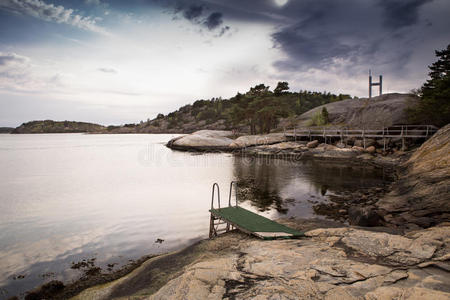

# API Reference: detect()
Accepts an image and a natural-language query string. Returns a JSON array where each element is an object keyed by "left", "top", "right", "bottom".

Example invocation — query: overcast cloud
[{"left": 0, "top": 0, "right": 449, "bottom": 127}]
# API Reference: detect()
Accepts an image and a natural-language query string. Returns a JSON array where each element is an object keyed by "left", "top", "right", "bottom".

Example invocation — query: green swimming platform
[{"left": 209, "top": 182, "right": 304, "bottom": 240}]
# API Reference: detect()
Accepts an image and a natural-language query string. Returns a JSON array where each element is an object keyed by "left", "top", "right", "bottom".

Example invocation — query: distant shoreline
[{"left": 0, "top": 127, "right": 14, "bottom": 133}]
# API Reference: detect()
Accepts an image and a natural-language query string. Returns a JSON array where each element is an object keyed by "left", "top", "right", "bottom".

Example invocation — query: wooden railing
[{"left": 284, "top": 125, "right": 438, "bottom": 150}]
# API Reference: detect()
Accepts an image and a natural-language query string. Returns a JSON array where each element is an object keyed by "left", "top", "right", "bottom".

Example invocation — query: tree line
[{"left": 160, "top": 82, "right": 350, "bottom": 134}]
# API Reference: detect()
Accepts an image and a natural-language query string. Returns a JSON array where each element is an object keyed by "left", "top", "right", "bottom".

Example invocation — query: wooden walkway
[
  {"left": 284, "top": 125, "right": 438, "bottom": 150},
  {"left": 209, "top": 183, "right": 303, "bottom": 240}
]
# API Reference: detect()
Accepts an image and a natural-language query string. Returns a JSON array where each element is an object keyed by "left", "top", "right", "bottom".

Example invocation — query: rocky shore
[
  {"left": 72, "top": 220, "right": 450, "bottom": 299},
  {"left": 165, "top": 129, "right": 413, "bottom": 169}
]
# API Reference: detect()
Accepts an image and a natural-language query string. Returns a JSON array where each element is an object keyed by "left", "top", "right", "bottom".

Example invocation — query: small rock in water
[
  {"left": 307, "top": 140, "right": 319, "bottom": 148},
  {"left": 348, "top": 205, "right": 381, "bottom": 227},
  {"left": 107, "top": 263, "right": 118, "bottom": 271},
  {"left": 352, "top": 146, "right": 365, "bottom": 152},
  {"left": 354, "top": 139, "right": 363, "bottom": 147},
  {"left": 366, "top": 146, "right": 376, "bottom": 153},
  {"left": 40, "top": 272, "right": 55, "bottom": 279},
  {"left": 155, "top": 238, "right": 164, "bottom": 244}
]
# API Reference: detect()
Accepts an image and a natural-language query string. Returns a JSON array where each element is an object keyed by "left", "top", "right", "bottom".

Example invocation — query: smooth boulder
[
  {"left": 167, "top": 130, "right": 234, "bottom": 150},
  {"left": 307, "top": 140, "right": 319, "bottom": 148},
  {"left": 230, "top": 133, "right": 286, "bottom": 148},
  {"left": 366, "top": 145, "right": 376, "bottom": 153}
]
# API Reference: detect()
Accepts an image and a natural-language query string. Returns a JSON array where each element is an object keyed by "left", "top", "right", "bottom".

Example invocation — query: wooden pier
[
  {"left": 284, "top": 125, "right": 438, "bottom": 150},
  {"left": 209, "top": 182, "right": 303, "bottom": 240}
]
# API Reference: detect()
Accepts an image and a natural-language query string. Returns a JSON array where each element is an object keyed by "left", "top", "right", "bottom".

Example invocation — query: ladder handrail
[
  {"left": 211, "top": 183, "right": 220, "bottom": 210},
  {"left": 229, "top": 181, "right": 238, "bottom": 207}
]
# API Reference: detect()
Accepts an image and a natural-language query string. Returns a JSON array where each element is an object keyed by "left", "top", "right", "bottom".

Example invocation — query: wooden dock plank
[{"left": 210, "top": 206, "right": 303, "bottom": 240}]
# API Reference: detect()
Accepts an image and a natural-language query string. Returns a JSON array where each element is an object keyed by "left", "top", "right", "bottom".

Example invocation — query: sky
[{"left": 0, "top": 0, "right": 449, "bottom": 127}]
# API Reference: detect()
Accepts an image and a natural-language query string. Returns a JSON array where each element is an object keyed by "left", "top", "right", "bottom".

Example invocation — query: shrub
[
  {"left": 321, "top": 107, "right": 329, "bottom": 123},
  {"left": 310, "top": 111, "right": 327, "bottom": 126}
]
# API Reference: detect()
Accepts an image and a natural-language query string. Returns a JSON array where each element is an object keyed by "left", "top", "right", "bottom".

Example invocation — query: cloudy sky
[{"left": 0, "top": 0, "right": 449, "bottom": 127}]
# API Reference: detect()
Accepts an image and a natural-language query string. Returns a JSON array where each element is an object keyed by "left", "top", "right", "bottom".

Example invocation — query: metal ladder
[{"left": 209, "top": 181, "right": 238, "bottom": 238}]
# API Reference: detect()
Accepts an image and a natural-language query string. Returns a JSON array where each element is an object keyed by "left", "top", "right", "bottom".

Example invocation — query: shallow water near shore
[{"left": 0, "top": 133, "right": 390, "bottom": 299}]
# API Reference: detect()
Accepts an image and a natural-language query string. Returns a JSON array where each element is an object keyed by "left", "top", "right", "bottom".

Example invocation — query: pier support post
[
  {"left": 401, "top": 126, "right": 405, "bottom": 151},
  {"left": 363, "top": 129, "right": 366, "bottom": 149},
  {"left": 209, "top": 214, "right": 215, "bottom": 238}
]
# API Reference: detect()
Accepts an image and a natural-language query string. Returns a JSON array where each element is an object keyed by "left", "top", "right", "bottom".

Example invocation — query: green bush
[
  {"left": 321, "top": 107, "right": 329, "bottom": 123},
  {"left": 310, "top": 111, "right": 327, "bottom": 126}
]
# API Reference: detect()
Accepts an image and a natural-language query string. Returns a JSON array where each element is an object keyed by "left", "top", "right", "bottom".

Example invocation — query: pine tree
[{"left": 408, "top": 44, "right": 450, "bottom": 127}]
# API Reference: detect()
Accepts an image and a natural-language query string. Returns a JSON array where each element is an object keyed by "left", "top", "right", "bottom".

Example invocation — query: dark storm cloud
[
  {"left": 267, "top": 0, "right": 441, "bottom": 75},
  {"left": 270, "top": 1, "right": 370, "bottom": 71},
  {"left": 164, "top": 0, "right": 449, "bottom": 77},
  {"left": 272, "top": 26, "right": 360, "bottom": 71},
  {"left": 158, "top": 0, "right": 230, "bottom": 33},
  {"left": 379, "top": 0, "right": 433, "bottom": 29},
  {"left": 203, "top": 12, "right": 223, "bottom": 30},
  {"left": 182, "top": 5, "right": 203, "bottom": 20},
  {"left": 149, "top": 0, "right": 447, "bottom": 73}
]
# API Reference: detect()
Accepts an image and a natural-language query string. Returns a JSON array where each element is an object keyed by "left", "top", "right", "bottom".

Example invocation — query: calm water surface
[{"left": 0, "top": 134, "right": 389, "bottom": 299}]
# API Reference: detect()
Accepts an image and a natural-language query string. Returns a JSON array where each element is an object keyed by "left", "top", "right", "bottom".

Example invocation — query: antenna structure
[{"left": 369, "top": 70, "right": 382, "bottom": 98}]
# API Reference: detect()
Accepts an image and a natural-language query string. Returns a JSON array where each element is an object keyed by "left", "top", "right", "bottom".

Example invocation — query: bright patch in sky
[{"left": 274, "top": 0, "right": 288, "bottom": 7}]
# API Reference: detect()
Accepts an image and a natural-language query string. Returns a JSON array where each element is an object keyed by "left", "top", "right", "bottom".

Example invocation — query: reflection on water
[
  {"left": 232, "top": 156, "right": 390, "bottom": 220},
  {"left": 0, "top": 134, "right": 390, "bottom": 299}
]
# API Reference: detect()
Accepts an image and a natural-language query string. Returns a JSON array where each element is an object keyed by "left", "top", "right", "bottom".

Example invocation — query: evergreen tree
[
  {"left": 408, "top": 44, "right": 450, "bottom": 127},
  {"left": 274, "top": 81, "right": 289, "bottom": 95}
]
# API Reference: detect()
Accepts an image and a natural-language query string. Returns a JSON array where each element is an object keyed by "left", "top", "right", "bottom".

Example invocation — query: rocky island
[
  {"left": 12, "top": 120, "right": 105, "bottom": 134},
  {"left": 0, "top": 127, "right": 14, "bottom": 133}
]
